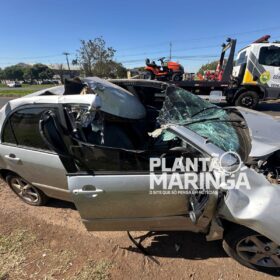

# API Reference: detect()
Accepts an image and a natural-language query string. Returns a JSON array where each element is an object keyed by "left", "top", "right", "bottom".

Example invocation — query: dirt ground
[
  {"left": 0, "top": 100, "right": 280, "bottom": 280},
  {"left": 0, "top": 180, "right": 279, "bottom": 280}
]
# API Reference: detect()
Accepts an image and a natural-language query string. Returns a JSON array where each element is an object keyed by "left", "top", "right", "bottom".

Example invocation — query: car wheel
[
  {"left": 145, "top": 71, "right": 155, "bottom": 80},
  {"left": 172, "top": 74, "right": 182, "bottom": 81},
  {"left": 223, "top": 226, "right": 280, "bottom": 275},
  {"left": 6, "top": 174, "right": 48, "bottom": 206},
  {"left": 234, "top": 91, "right": 259, "bottom": 109}
]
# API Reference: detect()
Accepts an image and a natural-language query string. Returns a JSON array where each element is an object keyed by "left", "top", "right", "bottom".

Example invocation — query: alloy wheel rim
[
  {"left": 241, "top": 96, "right": 253, "bottom": 106},
  {"left": 10, "top": 178, "right": 39, "bottom": 203},
  {"left": 236, "top": 234, "right": 280, "bottom": 268}
]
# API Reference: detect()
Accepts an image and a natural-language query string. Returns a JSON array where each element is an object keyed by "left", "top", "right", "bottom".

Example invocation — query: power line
[
  {"left": 0, "top": 53, "right": 71, "bottom": 60},
  {"left": 118, "top": 35, "right": 280, "bottom": 64},
  {"left": 115, "top": 34, "right": 280, "bottom": 59},
  {"left": 1, "top": 31, "right": 280, "bottom": 67},
  {"left": 116, "top": 25, "right": 280, "bottom": 52},
  {"left": 1, "top": 26, "right": 280, "bottom": 61}
]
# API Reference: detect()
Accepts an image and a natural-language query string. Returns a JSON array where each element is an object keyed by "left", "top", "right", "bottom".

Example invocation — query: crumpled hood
[{"left": 236, "top": 107, "right": 280, "bottom": 158}]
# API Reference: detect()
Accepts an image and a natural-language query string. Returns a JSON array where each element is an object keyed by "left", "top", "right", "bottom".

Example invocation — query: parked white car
[{"left": 6, "top": 81, "right": 22, "bottom": 88}]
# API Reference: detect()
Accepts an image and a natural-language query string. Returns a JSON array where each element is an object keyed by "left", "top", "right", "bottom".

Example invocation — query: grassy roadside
[
  {"left": 0, "top": 229, "right": 113, "bottom": 280},
  {"left": 0, "top": 85, "right": 54, "bottom": 97},
  {"left": 0, "top": 90, "right": 36, "bottom": 97}
]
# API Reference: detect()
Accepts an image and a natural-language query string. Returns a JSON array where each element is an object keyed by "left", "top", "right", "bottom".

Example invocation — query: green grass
[
  {"left": 0, "top": 230, "right": 37, "bottom": 279},
  {"left": 0, "top": 227, "right": 113, "bottom": 280},
  {"left": 20, "top": 84, "right": 54, "bottom": 89},
  {"left": 0, "top": 84, "right": 53, "bottom": 97},
  {"left": 72, "top": 260, "right": 112, "bottom": 280},
  {"left": 0, "top": 90, "right": 35, "bottom": 96}
]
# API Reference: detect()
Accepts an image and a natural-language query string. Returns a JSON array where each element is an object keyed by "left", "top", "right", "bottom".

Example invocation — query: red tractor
[{"left": 144, "top": 57, "right": 184, "bottom": 81}]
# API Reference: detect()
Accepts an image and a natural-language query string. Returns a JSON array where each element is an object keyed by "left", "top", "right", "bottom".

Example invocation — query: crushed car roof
[{"left": 5, "top": 77, "right": 147, "bottom": 120}]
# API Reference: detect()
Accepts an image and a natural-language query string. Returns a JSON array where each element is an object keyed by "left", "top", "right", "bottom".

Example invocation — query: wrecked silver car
[{"left": 0, "top": 77, "right": 279, "bottom": 273}]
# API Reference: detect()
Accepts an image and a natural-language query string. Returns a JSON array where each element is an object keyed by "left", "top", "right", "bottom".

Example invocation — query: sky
[{"left": 1, "top": 0, "right": 280, "bottom": 72}]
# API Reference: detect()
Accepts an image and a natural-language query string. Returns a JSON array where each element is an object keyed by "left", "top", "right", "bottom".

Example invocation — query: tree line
[
  {"left": 0, "top": 37, "right": 128, "bottom": 82},
  {"left": 0, "top": 63, "right": 54, "bottom": 82}
]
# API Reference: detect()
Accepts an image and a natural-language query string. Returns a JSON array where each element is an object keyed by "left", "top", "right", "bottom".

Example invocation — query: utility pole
[
  {"left": 63, "top": 52, "right": 71, "bottom": 71},
  {"left": 169, "top": 42, "right": 172, "bottom": 60}
]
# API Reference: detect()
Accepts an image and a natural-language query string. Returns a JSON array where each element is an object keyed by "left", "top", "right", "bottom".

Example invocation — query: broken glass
[{"left": 157, "top": 86, "right": 247, "bottom": 154}]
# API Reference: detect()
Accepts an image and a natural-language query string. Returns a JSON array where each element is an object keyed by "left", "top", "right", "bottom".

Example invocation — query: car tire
[
  {"left": 172, "top": 73, "right": 182, "bottom": 81},
  {"left": 145, "top": 71, "right": 155, "bottom": 80},
  {"left": 223, "top": 226, "right": 280, "bottom": 275},
  {"left": 6, "top": 174, "right": 48, "bottom": 206},
  {"left": 234, "top": 91, "right": 259, "bottom": 109}
]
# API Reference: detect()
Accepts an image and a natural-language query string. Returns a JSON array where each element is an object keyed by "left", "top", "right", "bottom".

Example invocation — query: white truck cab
[{"left": 232, "top": 36, "right": 280, "bottom": 107}]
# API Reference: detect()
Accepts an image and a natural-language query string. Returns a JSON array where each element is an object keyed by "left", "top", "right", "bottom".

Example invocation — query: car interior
[
  {"left": 38, "top": 80, "right": 203, "bottom": 173},
  {"left": 61, "top": 79, "right": 174, "bottom": 151}
]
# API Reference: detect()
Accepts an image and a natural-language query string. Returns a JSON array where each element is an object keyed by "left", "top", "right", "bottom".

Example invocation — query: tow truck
[{"left": 175, "top": 35, "right": 280, "bottom": 108}]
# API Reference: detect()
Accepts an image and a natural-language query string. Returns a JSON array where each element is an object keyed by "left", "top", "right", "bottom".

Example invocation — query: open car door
[{"left": 39, "top": 96, "right": 201, "bottom": 231}]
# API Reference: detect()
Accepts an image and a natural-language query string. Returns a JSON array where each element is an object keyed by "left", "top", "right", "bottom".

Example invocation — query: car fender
[
  {"left": 218, "top": 167, "right": 280, "bottom": 245},
  {"left": 235, "top": 106, "right": 280, "bottom": 157}
]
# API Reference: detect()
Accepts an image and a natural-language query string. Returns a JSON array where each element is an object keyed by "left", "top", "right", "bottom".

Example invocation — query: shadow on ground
[
  {"left": 125, "top": 231, "right": 227, "bottom": 260},
  {"left": 47, "top": 198, "right": 76, "bottom": 210},
  {"left": 257, "top": 102, "right": 280, "bottom": 112},
  {"left": 45, "top": 198, "right": 227, "bottom": 260}
]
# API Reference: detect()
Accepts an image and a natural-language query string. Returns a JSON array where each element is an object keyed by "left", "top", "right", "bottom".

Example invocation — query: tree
[
  {"left": 29, "top": 64, "right": 54, "bottom": 80},
  {"left": 72, "top": 59, "right": 78, "bottom": 66},
  {"left": 39, "top": 68, "right": 54, "bottom": 80},
  {"left": 197, "top": 60, "right": 219, "bottom": 75},
  {"left": 3, "top": 64, "right": 25, "bottom": 80},
  {"left": 109, "top": 61, "right": 127, "bottom": 78},
  {"left": 0, "top": 68, "right": 4, "bottom": 80},
  {"left": 135, "top": 66, "right": 146, "bottom": 72},
  {"left": 1, "top": 63, "right": 54, "bottom": 82},
  {"left": 92, "top": 60, "right": 127, "bottom": 78},
  {"left": 23, "top": 66, "right": 32, "bottom": 81},
  {"left": 76, "top": 37, "right": 118, "bottom": 77}
]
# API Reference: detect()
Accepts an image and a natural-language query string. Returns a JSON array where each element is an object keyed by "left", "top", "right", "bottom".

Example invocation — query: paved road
[
  {"left": 0, "top": 97, "right": 14, "bottom": 107},
  {"left": 257, "top": 102, "right": 280, "bottom": 118},
  {"left": 0, "top": 97, "right": 279, "bottom": 118}
]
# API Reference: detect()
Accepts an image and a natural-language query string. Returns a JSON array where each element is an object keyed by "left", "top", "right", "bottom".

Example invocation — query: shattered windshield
[
  {"left": 158, "top": 86, "right": 249, "bottom": 157},
  {"left": 158, "top": 86, "right": 220, "bottom": 122}
]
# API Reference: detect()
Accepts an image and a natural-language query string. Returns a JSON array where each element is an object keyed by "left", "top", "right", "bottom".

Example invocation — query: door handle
[
  {"left": 73, "top": 186, "right": 104, "bottom": 197},
  {"left": 4, "top": 154, "right": 21, "bottom": 163}
]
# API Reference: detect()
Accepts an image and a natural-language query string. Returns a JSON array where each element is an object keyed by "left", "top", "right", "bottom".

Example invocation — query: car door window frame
[
  {"left": 65, "top": 124, "right": 207, "bottom": 176},
  {"left": 1, "top": 104, "right": 61, "bottom": 154}
]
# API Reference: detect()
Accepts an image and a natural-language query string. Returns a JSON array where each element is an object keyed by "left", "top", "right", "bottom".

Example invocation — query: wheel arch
[
  {"left": 219, "top": 218, "right": 273, "bottom": 244},
  {"left": 219, "top": 218, "right": 249, "bottom": 236},
  {"left": 0, "top": 169, "right": 20, "bottom": 181},
  {"left": 234, "top": 85, "right": 265, "bottom": 101}
]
